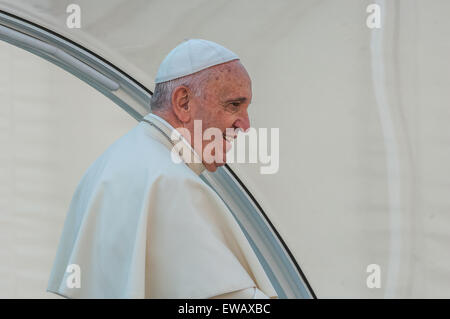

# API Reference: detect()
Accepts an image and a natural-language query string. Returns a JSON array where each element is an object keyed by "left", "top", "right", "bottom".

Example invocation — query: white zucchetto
[{"left": 155, "top": 39, "right": 240, "bottom": 84}]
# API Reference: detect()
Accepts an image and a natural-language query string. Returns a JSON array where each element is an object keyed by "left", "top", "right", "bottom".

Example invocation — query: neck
[
  {"left": 152, "top": 109, "right": 194, "bottom": 148},
  {"left": 144, "top": 111, "right": 206, "bottom": 175},
  {"left": 152, "top": 109, "right": 180, "bottom": 129}
]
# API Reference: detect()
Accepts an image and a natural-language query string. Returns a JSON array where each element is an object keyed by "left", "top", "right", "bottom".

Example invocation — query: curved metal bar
[
  {"left": 0, "top": 10, "right": 150, "bottom": 119},
  {"left": 0, "top": 24, "right": 119, "bottom": 91}
]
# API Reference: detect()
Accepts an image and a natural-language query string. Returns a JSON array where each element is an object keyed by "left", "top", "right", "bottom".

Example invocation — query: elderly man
[{"left": 47, "top": 39, "right": 277, "bottom": 299}]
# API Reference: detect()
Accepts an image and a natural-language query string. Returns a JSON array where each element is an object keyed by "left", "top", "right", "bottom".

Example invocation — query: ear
[{"left": 171, "top": 86, "right": 191, "bottom": 123}]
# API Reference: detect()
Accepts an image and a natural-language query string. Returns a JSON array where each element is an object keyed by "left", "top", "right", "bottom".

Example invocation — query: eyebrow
[{"left": 224, "top": 97, "right": 247, "bottom": 103}]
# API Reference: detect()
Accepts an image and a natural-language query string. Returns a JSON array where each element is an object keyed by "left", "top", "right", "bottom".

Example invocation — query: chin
[
  {"left": 204, "top": 164, "right": 218, "bottom": 172},
  {"left": 205, "top": 161, "right": 227, "bottom": 172}
]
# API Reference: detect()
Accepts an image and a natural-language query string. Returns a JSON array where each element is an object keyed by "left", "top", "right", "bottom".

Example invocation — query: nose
[{"left": 234, "top": 110, "right": 251, "bottom": 133}]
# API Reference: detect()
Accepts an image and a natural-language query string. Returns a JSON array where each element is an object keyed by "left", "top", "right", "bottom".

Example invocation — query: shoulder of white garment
[{"left": 140, "top": 113, "right": 206, "bottom": 176}]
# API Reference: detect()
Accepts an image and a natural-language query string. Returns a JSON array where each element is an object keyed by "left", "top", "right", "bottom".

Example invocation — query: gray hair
[{"left": 150, "top": 69, "right": 213, "bottom": 110}]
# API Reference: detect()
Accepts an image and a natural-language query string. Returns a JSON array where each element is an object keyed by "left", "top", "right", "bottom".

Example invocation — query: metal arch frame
[{"left": 0, "top": 9, "right": 316, "bottom": 299}]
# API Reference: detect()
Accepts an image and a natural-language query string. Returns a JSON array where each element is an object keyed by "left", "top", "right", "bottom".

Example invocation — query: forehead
[{"left": 205, "top": 61, "right": 252, "bottom": 100}]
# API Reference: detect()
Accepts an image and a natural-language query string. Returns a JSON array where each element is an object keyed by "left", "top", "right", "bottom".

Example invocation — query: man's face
[{"left": 188, "top": 60, "right": 252, "bottom": 172}]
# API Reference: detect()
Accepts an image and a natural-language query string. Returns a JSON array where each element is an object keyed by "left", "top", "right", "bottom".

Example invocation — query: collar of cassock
[{"left": 141, "top": 113, "right": 206, "bottom": 175}]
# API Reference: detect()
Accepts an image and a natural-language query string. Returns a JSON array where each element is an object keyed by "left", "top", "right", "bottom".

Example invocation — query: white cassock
[{"left": 47, "top": 113, "right": 278, "bottom": 299}]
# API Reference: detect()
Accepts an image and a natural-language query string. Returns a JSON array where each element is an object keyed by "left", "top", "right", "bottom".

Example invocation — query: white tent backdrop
[{"left": 0, "top": 0, "right": 450, "bottom": 298}]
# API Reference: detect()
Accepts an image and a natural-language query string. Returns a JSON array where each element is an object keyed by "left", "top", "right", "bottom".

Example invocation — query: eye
[{"left": 224, "top": 102, "right": 240, "bottom": 113}]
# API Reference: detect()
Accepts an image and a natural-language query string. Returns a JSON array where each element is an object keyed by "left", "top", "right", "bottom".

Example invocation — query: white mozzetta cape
[{"left": 47, "top": 113, "right": 277, "bottom": 299}]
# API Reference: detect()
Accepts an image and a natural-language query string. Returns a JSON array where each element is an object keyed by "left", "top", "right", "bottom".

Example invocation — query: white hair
[{"left": 150, "top": 69, "right": 213, "bottom": 110}]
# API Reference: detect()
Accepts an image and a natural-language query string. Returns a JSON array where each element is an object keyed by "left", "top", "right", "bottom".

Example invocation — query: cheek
[
  {"left": 194, "top": 98, "right": 232, "bottom": 130},
  {"left": 203, "top": 110, "right": 226, "bottom": 130}
]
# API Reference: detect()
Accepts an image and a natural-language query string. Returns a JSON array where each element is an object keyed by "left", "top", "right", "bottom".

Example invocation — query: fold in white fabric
[{"left": 47, "top": 113, "right": 277, "bottom": 299}]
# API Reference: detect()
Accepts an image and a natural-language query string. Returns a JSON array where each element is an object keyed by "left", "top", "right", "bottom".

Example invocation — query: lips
[
  {"left": 222, "top": 131, "right": 236, "bottom": 154},
  {"left": 223, "top": 127, "right": 239, "bottom": 142},
  {"left": 222, "top": 132, "right": 235, "bottom": 143}
]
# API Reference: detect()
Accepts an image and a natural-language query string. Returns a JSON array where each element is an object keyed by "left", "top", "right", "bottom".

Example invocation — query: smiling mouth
[{"left": 222, "top": 132, "right": 235, "bottom": 143}]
